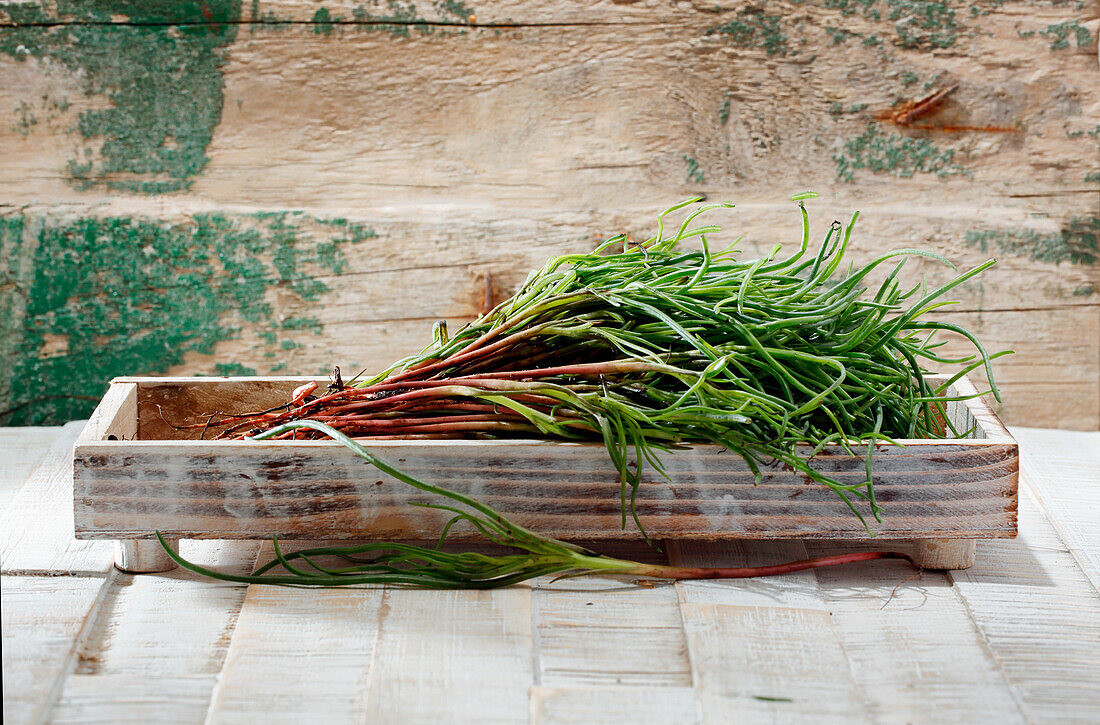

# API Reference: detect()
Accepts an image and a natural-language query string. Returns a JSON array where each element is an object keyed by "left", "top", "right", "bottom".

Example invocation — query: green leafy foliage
[{"left": 211, "top": 197, "right": 1006, "bottom": 536}]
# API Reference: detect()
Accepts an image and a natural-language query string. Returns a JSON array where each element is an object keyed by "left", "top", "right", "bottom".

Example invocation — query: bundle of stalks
[{"left": 166, "top": 194, "right": 1006, "bottom": 587}]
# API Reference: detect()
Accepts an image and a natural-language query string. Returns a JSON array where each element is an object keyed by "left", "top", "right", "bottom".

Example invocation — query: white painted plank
[
  {"left": 1, "top": 573, "right": 112, "bottom": 725},
  {"left": 950, "top": 486, "right": 1100, "bottom": 723},
  {"left": 205, "top": 543, "right": 385, "bottom": 724},
  {"left": 0, "top": 420, "right": 113, "bottom": 574},
  {"left": 1012, "top": 426, "right": 1100, "bottom": 592},
  {"left": 531, "top": 685, "right": 702, "bottom": 725},
  {"left": 0, "top": 425, "right": 62, "bottom": 512},
  {"left": 51, "top": 674, "right": 222, "bottom": 725},
  {"left": 47, "top": 541, "right": 260, "bottom": 724},
  {"left": 363, "top": 585, "right": 534, "bottom": 723},
  {"left": 681, "top": 602, "right": 867, "bottom": 724},
  {"left": 532, "top": 574, "right": 692, "bottom": 687},
  {"left": 808, "top": 546, "right": 1026, "bottom": 724},
  {"left": 668, "top": 540, "right": 868, "bottom": 724}
]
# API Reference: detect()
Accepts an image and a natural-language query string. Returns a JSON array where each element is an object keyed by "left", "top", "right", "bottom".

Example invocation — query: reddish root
[{"left": 629, "top": 551, "right": 916, "bottom": 580}]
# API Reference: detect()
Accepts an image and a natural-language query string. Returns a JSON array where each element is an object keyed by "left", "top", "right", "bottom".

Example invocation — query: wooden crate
[{"left": 73, "top": 375, "right": 1017, "bottom": 572}]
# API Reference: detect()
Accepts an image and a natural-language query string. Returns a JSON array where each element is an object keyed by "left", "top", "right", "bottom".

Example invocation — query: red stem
[
  {"left": 310, "top": 413, "right": 527, "bottom": 427},
  {"left": 382, "top": 323, "right": 553, "bottom": 385},
  {"left": 458, "top": 360, "right": 664, "bottom": 380},
  {"left": 632, "top": 551, "right": 915, "bottom": 579},
  {"left": 322, "top": 381, "right": 558, "bottom": 416}
]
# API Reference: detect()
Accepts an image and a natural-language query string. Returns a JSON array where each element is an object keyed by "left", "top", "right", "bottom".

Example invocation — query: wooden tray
[{"left": 73, "top": 375, "right": 1018, "bottom": 572}]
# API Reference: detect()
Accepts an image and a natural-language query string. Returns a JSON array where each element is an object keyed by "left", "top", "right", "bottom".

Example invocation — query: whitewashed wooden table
[{"left": 3, "top": 424, "right": 1098, "bottom": 724}]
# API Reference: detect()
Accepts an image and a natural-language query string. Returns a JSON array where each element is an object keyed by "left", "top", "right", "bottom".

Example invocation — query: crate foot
[
  {"left": 912, "top": 539, "right": 976, "bottom": 570},
  {"left": 115, "top": 539, "right": 179, "bottom": 573}
]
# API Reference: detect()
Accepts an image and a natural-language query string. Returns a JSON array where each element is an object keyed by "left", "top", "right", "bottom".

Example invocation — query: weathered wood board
[
  {"left": 72, "top": 374, "right": 1018, "bottom": 545},
  {"left": 1, "top": 420, "right": 114, "bottom": 574},
  {"left": 1, "top": 1, "right": 1097, "bottom": 428},
  {"left": 1, "top": 573, "right": 113, "bottom": 724}
]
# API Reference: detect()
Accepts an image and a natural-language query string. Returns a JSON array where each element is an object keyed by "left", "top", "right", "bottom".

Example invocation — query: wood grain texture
[
  {"left": 948, "top": 486, "right": 1100, "bottom": 722},
  {"left": 205, "top": 565, "right": 385, "bottom": 724},
  {"left": 1, "top": 1, "right": 1096, "bottom": 429},
  {"left": 0, "top": 425, "right": 59, "bottom": 510},
  {"left": 667, "top": 539, "right": 870, "bottom": 723},
  {"left": 48, "top": 541, "right": 260, "bottom": 725},
  {"left": 1, "top": 573, "right": 113, "bottom": 725},
  {"left": 530, "top": 686, "right": 703, "bottom": 725},
  {"left": 72, "top": 375, "right": 1019, "bottom": 542},
  {"left": 76, "top": 382, "right": 136, "bottom": 444},
  {"left": 362, "top": 585, "right": 535, "bottom": 723},
  {"left": 1, "top": 420, "right": 113, "bottom": 574},
  {"left": 912, "top": 538, "right": 977, "bottom": 569},
  {"left": 532, "top": 575, "right": 692, "bottom": 688},
  {"left": 73, "top": 439, "right": 1021, "bottom": 541},
  {"left": 811, "top": 546, "right": 1026, "bottom": 724},
  {"left": 1012, "top": 426, "right": 1100, "bottom": 591}
]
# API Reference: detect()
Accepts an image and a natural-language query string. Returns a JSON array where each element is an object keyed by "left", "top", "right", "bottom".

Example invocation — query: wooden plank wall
[{"left": 1, "top": 0, "right": 1097, "bottom": 428}]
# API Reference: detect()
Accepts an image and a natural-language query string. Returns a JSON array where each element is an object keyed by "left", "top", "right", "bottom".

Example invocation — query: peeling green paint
[
  {"left": 828, "top": 24, "right": 889, "bottom": 48},
  {"left": 0, "top": 213, "right": 376, "bottom": 425},
  {"left": 1040, "top": 20, "right": 1093, "bottom": 50},
  {"left": 1067, "top": 125, "right": 1100, "bottom": 139},
  {"left": 714, "top": 1, "right": 966, "bottom": 54},
  {"left": 824, "top": 0, "right": 882, "bottom": 19},
  {"left": 834, "top": 123, "right": 968, "bottom": 181},
  {"left": 829, "top": 102, "right": 869, "bottom": 118},
  {"left": 719, "top": 96, "right": 732, "bottom": 125},
  {"left": 12, "top": 101, "right": 37, "bottom": 136},
  {"left": 313, "top": 6, "right": 338, "bottom": 34},
  {"left": 249, "top": 0, "right": 285, "bottom": 28},
  {"left": 921, "top": 71, "right": 944, "bottom": 91},
  {"left": 348, "top": 0, "right": 474, "bottom": 38},
  {"left": 967, "top": 0, "right": 1010, "bottom": 17},
  {"left": 0, "top": 1, "right": 242, "bottom": 193},
  {"left": 215, "top": 362, "right": 259, "bottom": 376},
  {"left": 432, "top": 0, "right": 475, "bottom": 21},
  {"left": 821, "top": 0, "right": 960, "bottom": 48},
  {"left": 1085, "top": 171, "right": 1100, "bottom": 184},
  {"left": 683, "top": 155, "right": 706, "bottom": 183},
  {"left": 886, "top": 0, "right": 958, "bottom": 49},
  {"left": 707, "top": 7, "right": 790, "bottom": 56},
  {"left": 964, "top": 216, "right": 1099, "bottom": 266},
  {"left": 826, "top": 26, "right": 852, "bottom": 44},
  {"left": 281, "top": 316, "right": 325, "bottom": 334}
]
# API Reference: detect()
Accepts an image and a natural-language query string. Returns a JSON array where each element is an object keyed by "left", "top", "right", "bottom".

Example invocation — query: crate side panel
[{"left": 75, "top": 440, "right": 1018, "bottom": 540}]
